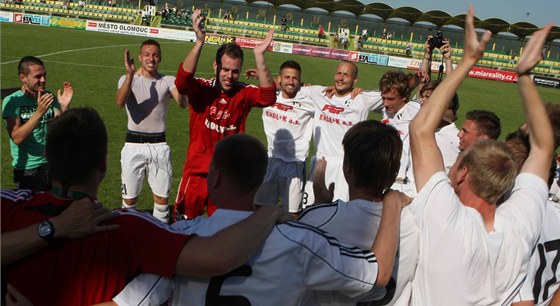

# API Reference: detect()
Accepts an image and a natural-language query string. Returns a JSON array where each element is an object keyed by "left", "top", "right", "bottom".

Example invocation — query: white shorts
[
  {"left": 254, "top": 158, "right": 305, "bottom": 213},
  {"left": 120, "top": 142, "right": 172, "bottom": 199},
  {"left": 303, "top": 155, "right": 349, "bottom": 208}
]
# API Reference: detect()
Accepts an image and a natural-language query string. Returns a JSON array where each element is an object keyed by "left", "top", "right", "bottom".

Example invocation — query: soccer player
[
  {"left": 253, "top": 60, "right": 315, "bottom": 215},
  {"left": 511, "top": 148, "right": 560, "bottom": 306},
  {"left": 510, "top": 103, "right": 560, "bottom": 306},
  {"left": 1, "top": 107, "right": 289, "bottom": 306},
  {"left": 173, "top": 9, "right": 276, "bottom": 221},
  {"left": 302, "top": 61, "right": 383, "bottom": 205},
  {"left": 378, "top": 70, "right": 421, "bottom": 197},
  {"left": 113, "top": 133, "right": 408, "bottom": 305},
  {"left": 2, "top": 56, "right": 73, "bottom": 191},
  {"left": 116, "top": 39, "right": 187, "bottom": 223},
  {"left": 408, "top": 7, "right": 553, "bottom": 305},
  {"left": 298, "top": 120, "right": 406, "bottom": 305},
  {"left": 458, "top": 109, "right": 501, "bottom": 151}
]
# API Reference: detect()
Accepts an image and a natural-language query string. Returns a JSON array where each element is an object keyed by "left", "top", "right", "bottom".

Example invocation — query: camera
[{"left": 429, "top": 31, "right": 444, "bottom": 49}]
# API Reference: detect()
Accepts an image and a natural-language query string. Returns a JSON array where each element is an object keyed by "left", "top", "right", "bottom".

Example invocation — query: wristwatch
[{"left": 38, "top": 219, "right": 55, "bottom": 241}]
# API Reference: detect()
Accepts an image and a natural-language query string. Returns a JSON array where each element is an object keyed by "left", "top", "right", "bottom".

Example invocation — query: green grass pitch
[{"left": 1, "top": 22, "right": 559, "bottom": 211}]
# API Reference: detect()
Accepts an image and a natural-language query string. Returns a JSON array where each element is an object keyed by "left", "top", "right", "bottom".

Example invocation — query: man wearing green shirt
[{"left": 2, "top": 56, "right": 73, "bottom": 191}]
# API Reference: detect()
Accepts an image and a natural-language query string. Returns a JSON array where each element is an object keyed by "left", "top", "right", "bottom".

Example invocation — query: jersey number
[
  {"left": 206, "top": 265, "right": 252, "bottom": 306},
  {"left": 533, "top": 238, "right": 560, "bottom": 303}
]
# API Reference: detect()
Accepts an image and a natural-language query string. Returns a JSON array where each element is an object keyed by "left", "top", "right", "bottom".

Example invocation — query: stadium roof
[{"left": 247, "top": 0, "right": 555, "bottom": 41}]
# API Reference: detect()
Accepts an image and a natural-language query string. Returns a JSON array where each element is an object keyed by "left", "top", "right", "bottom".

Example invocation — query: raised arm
[
  {"left": 516, "top": 24, "right": 555, "bottom": 181},
  {"left": 181, "top": 9, "right": 206, "bottom": 74},
  {"left": 175, "top": 205, "right": 291, "bottom": 276},
  {"left": 115, "top": 49, "right": 136, "bottom": 108},
  {"left": 441, "top": 39, "right": 454, "bottom": 75},
  {"left": 252, "top": 29, "right": 274, "bottom": 88},
  {"left": 420, "top": 36, "right": 435, "bottom": 79},
  {"left": 2, "top": 198, "right": 119, "bottom": 267},
  {"left": 410, "top": 5, "right": 492, "bottom": 190}
]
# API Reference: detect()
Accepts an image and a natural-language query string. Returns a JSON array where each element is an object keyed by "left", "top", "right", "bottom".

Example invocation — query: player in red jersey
[{"left": 173, "top": 9, "right": 276, "bottom": 220}]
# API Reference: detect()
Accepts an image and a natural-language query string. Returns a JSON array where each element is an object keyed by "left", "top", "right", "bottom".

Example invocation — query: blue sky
[{"left": 362, "top": 0, "right": 559, "bottom": 27}]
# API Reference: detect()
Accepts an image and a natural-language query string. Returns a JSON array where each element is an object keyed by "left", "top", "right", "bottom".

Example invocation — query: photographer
[{"left": 421, "top": 32, "right": 454, "bottom": 83}]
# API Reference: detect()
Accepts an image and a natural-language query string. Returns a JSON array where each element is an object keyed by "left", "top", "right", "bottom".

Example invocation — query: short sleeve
[{"left": 2, "top": 95, "right": 19, "bottom": 118}]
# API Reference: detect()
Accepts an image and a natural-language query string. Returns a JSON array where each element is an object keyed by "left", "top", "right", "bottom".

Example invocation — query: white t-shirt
[
  {"left": 409, "top": 172, "right": 547, "bottom": 305},
  {"left": 515, "top": 199, "right": 560, "bottom": 306},
  {"left": 302, "top": 86, "right": 382, "bottom": 203},
  {"left": 383, "top": 101, "right": 420, "bottom": 196},
  {"left": 302, "top": 86, "right": 383, "bottom": 160},
  {"left": 114, "top": 209, "right": 380, "bottom": 306},
  {"left": 387, "top": 206, "right": 419, "bottom": 306},
  {"left": 435, "top": 122, "right": 460, "bottom": 173},
  {"left": 299, "top": 199, "right": 395, "bottom": 305},
  {"left": 118, "top": 74, "right": 176, "bottom": 133},
  {"left": 261, "top": 90, "right": 315, "bottom": 162}
]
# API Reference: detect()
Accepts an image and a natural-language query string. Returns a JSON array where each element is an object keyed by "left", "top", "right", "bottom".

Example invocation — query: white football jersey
[
  {"left": 262, "top": 90, "right": 315, "bottom": 162},
  {"left": 515, "top": 199, "right": 560, "bottom": 306},
  {"left": 114, "top": 209, "right": 381, "bottom": 306},
  {"left": 409, "top": 172, "right": 548, "bottom": 306},
  {"left": 302, "top": 86, "right": 383, "bottom": 159},
  {"left": 386, "top": 206, "right": 419, "bottom": 306},
  {"left": 383, "top": 101, "right": 420, "bottom": 195},
  {"left": 299, "top": 199, "right": 395, "bottom": 305}
]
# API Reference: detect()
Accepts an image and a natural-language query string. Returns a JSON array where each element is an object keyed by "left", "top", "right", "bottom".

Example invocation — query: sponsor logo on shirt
[
  {"left": 204, "top": 118, "right": 236, "bottom": 133},
  {"left": 271, "top": 103, "right": 294, "bottom": 111},
  {"left": 264, "top": 111, "right": 300, "bottom": 125},
  {"left": 322, "top": 105, "right": 344, "bottom": 114},
  {"left": 209, "top": 106, "right": 231, "bottom": 119}
]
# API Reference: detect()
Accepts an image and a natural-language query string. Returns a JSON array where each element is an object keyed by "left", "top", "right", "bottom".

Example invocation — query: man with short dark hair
[
  {"left": 299, "top": 120, "right": 405, "bottom": 305},
  {"left": 2, "top": 56, "right": 73, "bottom": 191},
  {"left": 254, "top": 60, "right": 315, "bottom": 214},
  {"left": 458, "top": 109, "right": 501, "bottom": 151},
  {"left": 173, "top": 9, "right": 276, "bottom": 221},
  {"left": 116, "top": 39, "right": 187, "bottom": 223}
]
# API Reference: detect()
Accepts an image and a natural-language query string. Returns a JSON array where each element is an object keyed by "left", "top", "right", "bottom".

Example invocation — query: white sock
[
  {"left": 153, "top": 204, "right": 169, "bottom": 224},
  {"left": 122, "top": 201, "right": 137, "bottom": 209}
]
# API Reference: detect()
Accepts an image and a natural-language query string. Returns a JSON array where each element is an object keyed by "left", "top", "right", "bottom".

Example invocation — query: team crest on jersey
[{"left": 292, "top": 101, "right": 302, "bottom": 108}]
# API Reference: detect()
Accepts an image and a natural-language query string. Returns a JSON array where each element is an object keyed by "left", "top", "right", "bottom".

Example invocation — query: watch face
[{"left": 39, "top": 221, "right": 53, "bottom": 238}]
